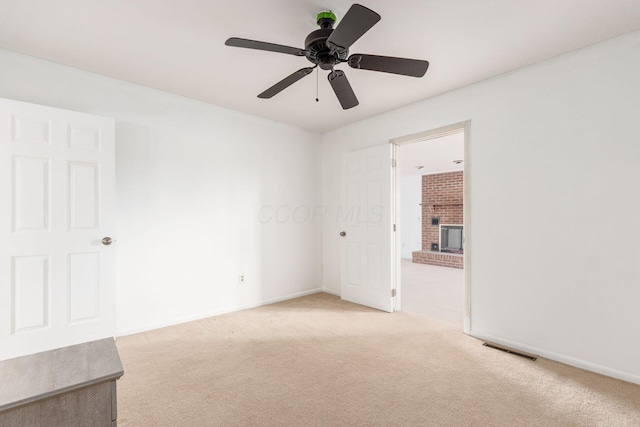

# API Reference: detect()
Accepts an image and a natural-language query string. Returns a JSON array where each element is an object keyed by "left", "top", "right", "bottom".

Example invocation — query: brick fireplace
[{"left": 412, "top": 171, "right": 464, "bottom": 269}]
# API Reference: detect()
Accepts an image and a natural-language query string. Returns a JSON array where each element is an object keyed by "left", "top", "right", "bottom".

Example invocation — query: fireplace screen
[{"left": 440, "top": 225, "right": 463, "bottom": 254}]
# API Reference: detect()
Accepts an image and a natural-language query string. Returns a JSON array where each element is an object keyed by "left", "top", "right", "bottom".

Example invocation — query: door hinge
[
  {"left": 393, "top": 224, "right": 396, "bottom": 232},
  {"left": 391, "top": 289, "right": 396, "bottom": 297},
  {"left": 391, "top": 158, "right": 396, "bottom": 168}
]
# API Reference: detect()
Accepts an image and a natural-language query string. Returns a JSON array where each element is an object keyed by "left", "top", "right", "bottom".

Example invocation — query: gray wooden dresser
[{"left": 0, "top": 338, "right": 124, "bottom": 426}]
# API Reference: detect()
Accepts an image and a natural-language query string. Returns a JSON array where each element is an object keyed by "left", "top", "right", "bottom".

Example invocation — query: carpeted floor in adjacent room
[{"left": 115, "top": 292, "right": 640, "bottom": 426}]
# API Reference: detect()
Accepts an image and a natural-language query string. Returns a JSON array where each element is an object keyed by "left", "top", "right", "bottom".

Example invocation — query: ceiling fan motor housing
[
  {"left": 305, "top": 13, "right": 348, "bottom": 70},
  {"left": 304, "top": 28, "right": 348, "bottom": 70}
]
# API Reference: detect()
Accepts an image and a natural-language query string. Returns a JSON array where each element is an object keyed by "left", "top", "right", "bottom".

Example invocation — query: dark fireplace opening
[{"left": 440, "top": 225, "right": 463, "bottom": 254}]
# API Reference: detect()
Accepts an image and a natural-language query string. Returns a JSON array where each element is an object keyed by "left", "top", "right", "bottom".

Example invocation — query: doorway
[{"left": 392, "top": 122, "right": 470, "bottom": 331}]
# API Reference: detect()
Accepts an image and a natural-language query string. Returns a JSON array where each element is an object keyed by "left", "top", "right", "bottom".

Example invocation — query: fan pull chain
[{"left": 316, "top": 67, "right": 319, "bottom": 102}]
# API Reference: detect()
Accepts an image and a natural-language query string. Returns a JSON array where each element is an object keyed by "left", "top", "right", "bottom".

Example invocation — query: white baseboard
[
  {"left": 322, "top": 287, "right": 341, "bottom": 297},
  {"left": 117, "top": 288, "right": 323, "bottom": 337},
  {"left": 468, "top": 330, "right": 640, "bottom": 386}
]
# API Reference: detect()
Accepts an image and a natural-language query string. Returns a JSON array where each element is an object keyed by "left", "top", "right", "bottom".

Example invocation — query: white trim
[
  {"left": 469, "top": 330, "right": 640, "bottom": 386},
  {"left": 390, "top": 122, "right": 465, "bottom": 145},
  {"left": 391, "top": 120, "right": 471, "bottom": 333},
  {"left": 322, "top": 288, "right": 341, "bottom": 297},
  {"left": 462, "top": 122, "right": 471, "bottom": 334},
  {"left": 391, "top": 144, "right": 400, "bottom": 312},
  {"left": 116, "top": 288, "right": 323, "bottom": 337}
]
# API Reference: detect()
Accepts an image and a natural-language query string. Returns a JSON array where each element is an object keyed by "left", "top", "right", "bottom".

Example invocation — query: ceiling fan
[{"left": 225, "top": 4, "right": 429, "bottom": 110}]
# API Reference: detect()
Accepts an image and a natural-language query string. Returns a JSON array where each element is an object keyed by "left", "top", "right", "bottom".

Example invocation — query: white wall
[
  {"left": 400, "top": 175, "right": 422, "bottom": 259},
  {"left": 0, "top": 49, "right": 323, "bottom": 335},
  {"left": 322, "top": 31, "right": 640, "bottom": 383}
]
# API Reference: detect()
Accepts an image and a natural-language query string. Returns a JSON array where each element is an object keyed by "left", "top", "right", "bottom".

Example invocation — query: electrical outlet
[{"left": 239, "top": 275, "right": 245, "bottom": 283}]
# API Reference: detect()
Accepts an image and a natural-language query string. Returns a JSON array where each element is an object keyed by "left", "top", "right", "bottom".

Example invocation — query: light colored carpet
[{"left": 116, "top": 293, "right": 640, "bottom": 426}]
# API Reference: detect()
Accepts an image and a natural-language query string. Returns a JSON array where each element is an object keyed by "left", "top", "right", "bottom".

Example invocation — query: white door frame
[{"left": 390, "top": 120, "right": 471, "bottom": 333}]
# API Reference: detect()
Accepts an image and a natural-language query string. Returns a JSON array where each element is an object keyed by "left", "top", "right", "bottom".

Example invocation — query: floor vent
[{"left": 482, "top": 343, "right": 537, "bottom": 361}]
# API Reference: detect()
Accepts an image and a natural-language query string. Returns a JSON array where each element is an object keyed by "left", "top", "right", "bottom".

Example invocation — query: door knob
[
  {"left": 102, "top": 237, "right": 113, "bottom": 246},
  {"left": 339, "top": 231, "right": 346, "bottom": 237}
]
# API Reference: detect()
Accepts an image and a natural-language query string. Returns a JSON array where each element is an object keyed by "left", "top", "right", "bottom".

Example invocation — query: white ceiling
[
  {"left": 1, "top": 1, "right": 640, "bottom": 133},
  {"left": 399, "top": 133, "right": 464, "bottom": 177}
]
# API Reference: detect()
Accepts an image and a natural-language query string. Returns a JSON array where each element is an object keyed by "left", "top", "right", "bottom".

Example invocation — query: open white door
[
  {"left": 340, "top": 144, "right": 394, "bottom": 312},
  {"left": 0, "top": 98, "right": 116, "bottom": 361}
]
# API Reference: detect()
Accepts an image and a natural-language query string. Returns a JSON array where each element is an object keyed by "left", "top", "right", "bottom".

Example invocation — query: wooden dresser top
[{"left": 0, "top": 338, "right": 123, "bottom": 411}]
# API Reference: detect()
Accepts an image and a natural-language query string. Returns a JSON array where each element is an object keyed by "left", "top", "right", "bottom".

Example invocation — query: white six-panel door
[
  {"left": 340, "top": 144, "right": 394, "bottom": 312},
  {"left": 0, "top": 98, "right": 115, "bottom": 361}
]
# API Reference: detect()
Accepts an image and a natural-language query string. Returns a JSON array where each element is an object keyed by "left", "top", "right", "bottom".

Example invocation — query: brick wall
[
  {"left": 421, "top": 171, "right": 463, "bottom": 250},
  {"left": 412, "top": 171, "right": 464, "bottom": 269}
]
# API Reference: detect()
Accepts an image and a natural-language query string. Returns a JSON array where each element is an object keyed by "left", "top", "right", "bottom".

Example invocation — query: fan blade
[
  {"left": 328, "top": 70, "right": 359, "bottom": 110},
  {"left": 225, "top": 37, "right": 306, "bottom": 56},
  {"left": 258, "top": 67, "right": 315, "bottom": 99},
  {"left": 326, "top": 4, "right": 381, "bottom": 52},
  {"left": 348, "top": 54, "right": 429, "bottom": 77}
]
